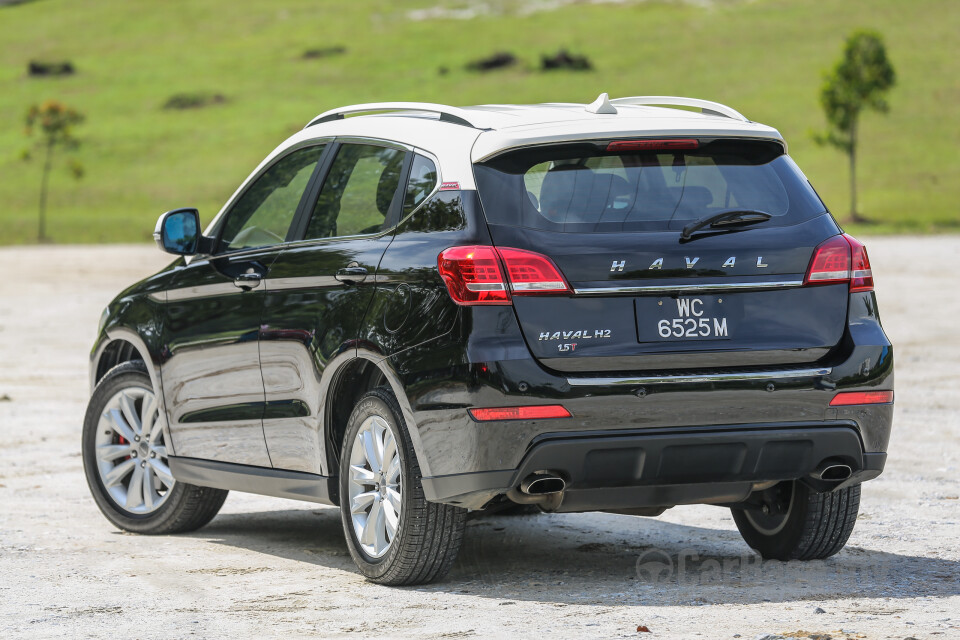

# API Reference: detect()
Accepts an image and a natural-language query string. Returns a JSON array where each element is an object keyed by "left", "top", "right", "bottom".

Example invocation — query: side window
[
  {"left": 218, "top": 145, "right": 325, "bottom": 252},
  {"left": 304, "top": 144, "right": 405, "bottom": 240},
  {"left": 403, "top": 154, "right": 438, "bottom": 215}
]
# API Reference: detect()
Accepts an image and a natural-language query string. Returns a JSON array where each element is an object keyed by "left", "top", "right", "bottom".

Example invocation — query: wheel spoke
[
  {"left": 373, "top": 499, "right": 388, "bottom": 553},
  {"left": 361, "top": 498, "right": 381, "bottom": 546},
  {"left": 385, "top": 487, "right": 402, "bottom": 513},
  {"left": 350, "top": 464, "right": 376, "bottom": 485},
  {"left": 382, "top": 431, "right": 397, "bottom": 472},
  {"left": 373, "top": 420, "right": 387, "bottom": 467},
  {"left": 119, "top": 393, "right": 143, "bottom": 436},
  {"left": 361, "top": 430, "right": 381, "bottom": 474},
  {"left": 149, "top": 459, "right": 174, "bottom": 488},
  {"left": 385, "top": 456, "right": 401, "bottom": 485},
  {"left": 107, "top": 409, "right": 137, "bottom": 443},
  {"left": 383, "top": 500, "right": 399, "bottom": 539},
  {"left": 96, "top": 443, "right": 132, "bottom": 463},
  {"left": 103, "top": 458, "right": 135, "bottom": 488},
  {"left": 142, "top": 466, "right": 156, "bottom": 510},
  {"left": 125, "top": 464, "right": 145, "bottom": 510},
  {"left": 151, "top": 445, "right": 168, "bottom": 459},
  {"left": 351, "top": 490, "right": 376, "bottom": 514}
]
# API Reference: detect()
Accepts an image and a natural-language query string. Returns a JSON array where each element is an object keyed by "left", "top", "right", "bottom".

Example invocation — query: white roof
[
  {"left": 295, "top": 95, "right": 785, "bottom": 183},
  {"left": 207, "top": 96, "right": 786, "bottom": 233}
]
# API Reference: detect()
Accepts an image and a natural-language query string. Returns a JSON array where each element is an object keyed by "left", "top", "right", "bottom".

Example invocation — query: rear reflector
[
  {"left": 804, "top": 233, "right": 874, "bottom": 292},
  {"left": 438, "top": 245, "right": 571, "bottom": 305},
  {"left": 469, "top": 405, "right": 572, "bottom": 421},
  {"left": 606, "top": 139, "right": 699, "bottom": 152},
  {"left": 829, "top": 390, "right": 893, "bottom": 406}
]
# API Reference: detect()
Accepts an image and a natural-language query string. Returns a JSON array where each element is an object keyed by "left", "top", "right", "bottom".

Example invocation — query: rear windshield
[{"left": 473, "top": 139, "right": 826, "bottom": 233}]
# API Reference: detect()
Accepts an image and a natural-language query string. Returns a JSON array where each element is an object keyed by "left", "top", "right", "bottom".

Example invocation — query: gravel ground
[{"left": 1, "top": 239, "right": 958, "bottom": 640}]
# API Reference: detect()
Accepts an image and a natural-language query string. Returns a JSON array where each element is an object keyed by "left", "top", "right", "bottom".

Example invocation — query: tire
[
  {"left": 339, "top": 388, "right": 467, "bottom": 585},
  {"left": 82, "top": 361, "right": 228, "bottom": 535},
  {"left": 731, "top": 480, "right": 861, "bottom": 560}
]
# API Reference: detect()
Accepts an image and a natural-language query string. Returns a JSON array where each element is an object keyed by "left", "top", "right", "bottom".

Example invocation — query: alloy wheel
[
  {"left": 347, "top": 414, "right": 402, "bottom": 558},
  {"left": 94, "top": 385, "right": 174, "bottom": 514}
]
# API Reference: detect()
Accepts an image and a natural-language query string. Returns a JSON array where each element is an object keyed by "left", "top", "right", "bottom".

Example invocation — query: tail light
[
  {"left": 829, "top": 390, "right": 893, "bottom": 406},
  {"left": 846, "top": 235, "right": 874, "bottom": 292},
  {"left": 438, "top": 246, "right": 571, "bottom": 306},
  {"left": 469, "top": 405, "right": 571, "bottom": 421},
  {"left": 804, "top": 234, "right": 874, "bottom": 292}
]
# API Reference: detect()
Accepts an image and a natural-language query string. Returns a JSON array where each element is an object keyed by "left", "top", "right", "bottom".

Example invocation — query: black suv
[{"left": 83, "top": 96, "right": 894, "bottom": 585}]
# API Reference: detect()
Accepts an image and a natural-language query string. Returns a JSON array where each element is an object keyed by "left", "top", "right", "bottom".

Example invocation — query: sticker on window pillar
[{"left": 439, "top": 181, "right": 460, "bottom": 191}]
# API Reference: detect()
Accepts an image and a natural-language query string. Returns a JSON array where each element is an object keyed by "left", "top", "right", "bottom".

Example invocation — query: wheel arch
[
  {"left": 90, "top": 327, "right": 174, "bottom": 456},
  {"left": 323, "top": 349, "right": 428, "bottom": 478}
]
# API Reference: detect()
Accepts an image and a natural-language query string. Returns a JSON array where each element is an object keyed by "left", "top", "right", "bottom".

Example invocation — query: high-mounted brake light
[
  {"left": 606, "top": 138, "right": 699, "bottom": 152},
  {"left": 438, "top": 246, "right": 571, "bottom": 306},
  {"left": 469, "top": 405, "right": 572, "bottom": 421},
  {"left": 829, "top": 390, "right": 893, "bottom": 406},
  {"left": 803, "top": 234, "right": 874, "bottom": 292}
]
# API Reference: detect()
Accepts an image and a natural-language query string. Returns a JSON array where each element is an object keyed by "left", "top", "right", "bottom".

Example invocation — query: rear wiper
[{"left": 680, "top": 209, "right": 773, "bottom": 241}]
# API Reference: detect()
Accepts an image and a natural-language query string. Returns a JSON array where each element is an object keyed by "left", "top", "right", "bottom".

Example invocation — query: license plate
[{"left": 636, "top": 295, "right": 736, "bottom": 342}]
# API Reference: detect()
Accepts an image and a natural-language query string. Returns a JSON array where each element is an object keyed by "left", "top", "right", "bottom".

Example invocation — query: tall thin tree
[
  {"left": 24, "top": 100, "right": 85, "bottom": 241},
  {"left": 814, "top": 31, "right": 896, "bottom": 223}
]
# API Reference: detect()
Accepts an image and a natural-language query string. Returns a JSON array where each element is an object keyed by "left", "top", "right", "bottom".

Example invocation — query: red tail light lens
[
  {"left": 606, "top": 138, "right": 699, "bottom": 152},
  {"left": 438, "top": 246, "right": 571, "bottom": 305},
  {"left": 497, "top": 247, "right": 571, "bottom": 295},
  {"left": 437, "top": 246, "right": 510, "bottom": 305},
  {"left": 846, "top": 235, "right": 874, "bottom": 292},
  {"left": 804, "top": 235, "right": 851, "bottom": 285},
  {"left": 829, "top": 390, "right": 893, "bottom": 406},
  {"left": 803, "top": 234, "right": 874, "bottom": 292},
  {"left": 469, "top": 405, "right": 571, "bottom": 421}
]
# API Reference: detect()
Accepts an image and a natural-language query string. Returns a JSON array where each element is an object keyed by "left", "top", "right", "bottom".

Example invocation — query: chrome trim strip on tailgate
[
  {"left": 568, "top": 367, "right": 832, "bottom": 386},
  {"left": 573, "top": 280, "right": 804, "bottom": 295}
]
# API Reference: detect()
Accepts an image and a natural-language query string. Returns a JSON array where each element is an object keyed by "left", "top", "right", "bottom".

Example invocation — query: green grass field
[{"left": 1, "top": 0, "right": 957, "bottom": 244}]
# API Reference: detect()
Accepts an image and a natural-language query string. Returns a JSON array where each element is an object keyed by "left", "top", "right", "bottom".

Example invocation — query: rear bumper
[
  {"left": 420, "top": 424, "right": 886, "bottom": 510},
  {"left": 391, "top": 291, "right": 893, "bottom": 509}
]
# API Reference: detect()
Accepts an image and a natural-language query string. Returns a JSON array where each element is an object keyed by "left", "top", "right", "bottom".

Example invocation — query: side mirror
[{"left": 154, "top": 208, "right": 202, "bottom": 255}]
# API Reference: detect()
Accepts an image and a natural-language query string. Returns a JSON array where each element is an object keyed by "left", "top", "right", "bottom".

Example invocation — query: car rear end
[{"left": 417, "top": 130, "right": 892, "bottom": 515}]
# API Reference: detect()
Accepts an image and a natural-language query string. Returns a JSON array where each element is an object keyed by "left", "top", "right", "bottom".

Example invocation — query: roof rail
[
  {"left": 610, "top": 96, "right": 749, "bottom": 122},
  {"left": 305, "top": 102, "right": 483, "bottom": 129}
]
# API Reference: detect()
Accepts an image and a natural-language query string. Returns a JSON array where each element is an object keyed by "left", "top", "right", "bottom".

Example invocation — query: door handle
[
  {"left": 335, "top": 266, "right": 368, "bottom": 284},
  {"left": 233, "top": 271, "right": 263, "bottom": 290}
]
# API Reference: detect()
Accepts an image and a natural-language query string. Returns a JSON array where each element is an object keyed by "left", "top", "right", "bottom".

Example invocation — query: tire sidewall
[
  {"left": 732, "top": 481, "right": 810, "bottom": 558},
  {"left": 338, "top": 390, "right": 416, "bottom": 581},
  {"left": 82, "top": 363, "right": 189, "bottom": 533}
]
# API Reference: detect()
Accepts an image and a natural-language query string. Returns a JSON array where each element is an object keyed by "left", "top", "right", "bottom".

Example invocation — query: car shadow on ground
[{"left": 191, "top": 506, "right": 960, "bottom": 605}]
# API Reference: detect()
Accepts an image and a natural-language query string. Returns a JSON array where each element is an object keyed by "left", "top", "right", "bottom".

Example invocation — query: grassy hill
[{"left": 1, "top": 0, "right": 957, "bottom": 244}]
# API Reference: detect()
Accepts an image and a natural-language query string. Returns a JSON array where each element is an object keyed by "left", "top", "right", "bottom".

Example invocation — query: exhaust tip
[
  {"left": 521, "top": 473, "right": 566, "bottom": 495},
  {"left": 817, "top": 463, "right": 853, "bottom": 481}
]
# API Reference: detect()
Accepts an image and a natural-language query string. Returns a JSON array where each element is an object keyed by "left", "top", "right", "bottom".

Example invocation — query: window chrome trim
[
  {"left": 567, "top": 367, "right": 832, "bottom": 387},
  {"left": 573, "top": 280, "right": 804, "bottom": 295}
]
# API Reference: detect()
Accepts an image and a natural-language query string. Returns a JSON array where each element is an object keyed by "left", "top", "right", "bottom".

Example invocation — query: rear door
[
  {"left": 258, "top": 141, "right": 409, "bottom": 474},
  {"left": 473, "top": 138, "right": 847, "bottom": 373}
]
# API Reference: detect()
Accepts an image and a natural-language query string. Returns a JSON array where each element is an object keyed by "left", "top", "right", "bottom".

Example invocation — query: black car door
[
  {"left": 161, "top": 143, "right": 329, "bottom": 467},
  {"left": 258, "top": 141, "right": 410, "bottom": 474}
]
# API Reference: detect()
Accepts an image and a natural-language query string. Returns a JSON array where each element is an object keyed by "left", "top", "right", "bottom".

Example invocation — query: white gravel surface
[{"left": 1, "top": 239, "right": 958, "bottom": 640}]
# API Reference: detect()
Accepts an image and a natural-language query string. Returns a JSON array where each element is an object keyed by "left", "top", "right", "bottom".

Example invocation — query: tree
[
  {"left": 23, "top": 100, "right": 85, "bottom": 241},
  {"left": 814, "top": 30, "right": 896, "bottom": 223}
]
